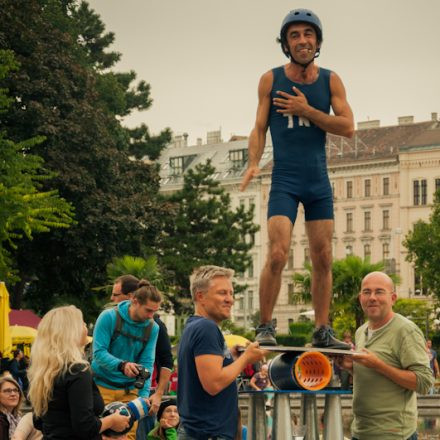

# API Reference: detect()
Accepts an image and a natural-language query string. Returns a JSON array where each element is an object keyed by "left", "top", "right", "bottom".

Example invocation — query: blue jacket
[{"left": 91, "top": 300, "right": 159, "bottom": 398}]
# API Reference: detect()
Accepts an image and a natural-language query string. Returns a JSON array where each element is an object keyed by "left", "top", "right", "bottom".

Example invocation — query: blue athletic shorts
[{"left": 267, "top": 168, "right": 334, "bottom": 224}]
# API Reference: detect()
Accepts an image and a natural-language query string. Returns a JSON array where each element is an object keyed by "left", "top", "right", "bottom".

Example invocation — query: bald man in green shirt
[{"left": 341, "top": 272, "right": 433, "bottom": 440}]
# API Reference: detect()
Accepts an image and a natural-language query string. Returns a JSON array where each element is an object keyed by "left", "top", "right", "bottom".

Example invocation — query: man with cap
[{"left": 241, "top": 8, "right": 354, "bottom": 347}]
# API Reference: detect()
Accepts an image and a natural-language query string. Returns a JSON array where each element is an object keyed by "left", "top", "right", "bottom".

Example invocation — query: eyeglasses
[
  {"left": 360, "top": 290, "right": 389, "bottom": 297},
  {"left": 1, "top": 388, "right": 20, "bottom": 395}
]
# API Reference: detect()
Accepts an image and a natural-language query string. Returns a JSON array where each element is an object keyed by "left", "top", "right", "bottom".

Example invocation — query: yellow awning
[{"left": 0, "top": 282, "right": 12, "bottom": 357}]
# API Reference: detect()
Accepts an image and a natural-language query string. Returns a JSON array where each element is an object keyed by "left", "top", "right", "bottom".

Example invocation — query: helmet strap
[{"left": 289, "top": 48, "right": 320, "bottom": 72}]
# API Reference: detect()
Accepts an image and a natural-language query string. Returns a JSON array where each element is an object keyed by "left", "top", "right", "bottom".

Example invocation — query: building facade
[{"left": 157, "top": 115, "right": 440, "bottom": 333}]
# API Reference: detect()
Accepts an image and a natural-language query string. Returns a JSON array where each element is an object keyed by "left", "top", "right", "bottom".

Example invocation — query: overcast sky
[{"left": 86, "top": 0, "right": 440, "bottom": 145}]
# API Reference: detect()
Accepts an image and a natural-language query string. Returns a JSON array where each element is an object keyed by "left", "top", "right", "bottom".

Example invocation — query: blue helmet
[{"left": 279, "top": 9, "right": 323, "bottom": 61}]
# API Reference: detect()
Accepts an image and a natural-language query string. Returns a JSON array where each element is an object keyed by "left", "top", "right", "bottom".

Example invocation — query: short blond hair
[{"left": 190, "top": 265, "right": 234, "bottom": 301}]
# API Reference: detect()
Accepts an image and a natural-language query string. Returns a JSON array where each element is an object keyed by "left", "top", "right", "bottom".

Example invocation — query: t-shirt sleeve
[
  {"left": 192, "top": 321, "right": 224, "bottom": 357},
  {"left": 399, "top": 326, "right": 434, "bottom": 394}
]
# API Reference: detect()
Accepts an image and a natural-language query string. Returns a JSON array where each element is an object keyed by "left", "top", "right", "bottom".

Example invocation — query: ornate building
[{"left": 157, "top": 114, "right": 440, "bottom": 333}]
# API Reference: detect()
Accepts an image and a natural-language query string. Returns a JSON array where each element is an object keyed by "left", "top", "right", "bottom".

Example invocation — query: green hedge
[{"left": 276, "top": 334, "right": 308, "bottom": 347}]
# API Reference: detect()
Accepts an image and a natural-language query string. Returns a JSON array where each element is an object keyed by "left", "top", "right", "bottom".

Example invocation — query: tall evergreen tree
[{"left": 159, "top": 161, "right": 259, "bottom": 315}]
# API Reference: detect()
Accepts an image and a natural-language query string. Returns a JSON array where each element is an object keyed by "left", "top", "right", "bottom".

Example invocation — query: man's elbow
[
  {"left": 343, "top": 124, "right": 355, "bottom": 139},
  {"left": 202, "top": 382, "right": 223, "bottom": 396}
]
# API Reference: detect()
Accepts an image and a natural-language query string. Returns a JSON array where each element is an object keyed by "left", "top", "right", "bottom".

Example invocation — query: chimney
[
  {"left": 432, "top": 112, "right": 438, "bottom": 121},
  {"left": 357, "top": 120, "right": 380, "bottom": 130},
  {"left": 398, "top": 116, "right": 414, "bottom": 125},
  {"left": 206, "top": 129, "right": 222, "bottom": 145},
  {"left": 183, "top": 133, "right": 188, "bottom": 147}
]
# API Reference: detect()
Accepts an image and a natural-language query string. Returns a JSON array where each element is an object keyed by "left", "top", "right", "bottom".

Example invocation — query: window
[
  {"left": 249, "top": 198, "right": 255, "bottom": 209},
  {"left": 287, "top": 283, "right": 295, "bottom": 304},
  {"left": 229, "top": 149, "right": 248, "bottom": 170},
  {"left": 287, "top": 248, "right": 294, "bottom": 270},
  {"left": 238, "top": 297, "right": 244, "bottom": 310},
  {"left": 421, "top": 179, "right": 427, "bottom": 205},
  {"left": 248, "top": 291, "right": 253, "bottom": 310},
  {"left": 346, "top": 212, "right": 353, "bottom": 232},
  {"left": 331, "top": 182, "right": 336, "bottom": 199},
  {"left": 413, "top": 180, "right": 420, "bottom": 205},
  {"left": 346, "top": 245, "right": 353, "bottom": 256},
  {"left": 346, "top": 181, "right": 353, "bottom": 199},
  {"left": 239, "top": 199, "right": 245, "bottom": 207},
  {"left": 249, "top": 233, "right": 255, "bottom": 246},
  {"left": 383, "top": 177, "right": 390, "bottom": 196},
  {"left": 435, "top": 178, "right": 440, "bottom": 195},
  {"left": 382, "top": 242, "right": 390, "bottom": 260},
  {"left": 304, "top": 247, "right": 310, "bottom": 264},
  {"left": 364, "top": 179, "right": 371, "bottom": 197},
  {"left": 169, "top": 155, "right": 196, "bottom": 176},
  {"left": 248, "top": 260, "right": 254, "bottom": 278},
  {"left": 169, "top": 156, "right": 184, "bottom": 176},
  {"left": 382, "top": 210, "right": 390, "bottom": 230},
  {"left": 364, "top": 244, "right": 371, "bottom": 259},
  {"left": 364, "top": 211, "right": 371, "bottom": 231}
]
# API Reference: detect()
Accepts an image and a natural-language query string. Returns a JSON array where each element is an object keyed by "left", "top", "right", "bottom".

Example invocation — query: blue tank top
[{"left": 269, "top": 66, "right": 331, "bottom": 171}]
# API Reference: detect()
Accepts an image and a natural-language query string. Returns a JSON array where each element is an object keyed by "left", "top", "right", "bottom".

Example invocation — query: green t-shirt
[{"left": 352, "top": 313, "right": 433, "bottom": 440}]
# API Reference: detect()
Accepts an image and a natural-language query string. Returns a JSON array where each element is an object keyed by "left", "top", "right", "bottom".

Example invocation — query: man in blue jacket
[{"left": 92, "top": 279, "right": 161, "bottom": 440}]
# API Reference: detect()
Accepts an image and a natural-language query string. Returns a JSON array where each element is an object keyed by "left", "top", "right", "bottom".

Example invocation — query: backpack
[{"left": 109, "top": 308, "right": 153, "bottom": 363}]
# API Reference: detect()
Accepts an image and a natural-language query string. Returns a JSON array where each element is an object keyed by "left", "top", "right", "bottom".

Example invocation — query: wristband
[{"left": 118, "top": 361, "right": 128, "bottom": 373}]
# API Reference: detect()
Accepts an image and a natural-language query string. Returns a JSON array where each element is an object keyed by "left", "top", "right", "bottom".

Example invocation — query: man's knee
[
  {"left": 267, "top": 247, "right": 288, "bottom": 273},
  {"left": 311, "top": 246, "right": 332, "bottom": 273}
]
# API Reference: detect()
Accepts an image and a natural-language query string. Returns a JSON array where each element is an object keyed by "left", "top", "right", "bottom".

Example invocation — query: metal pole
[
  {"left": 323, "top": 377, "right": 345, "bottom": 440},
  {"left": 300, "top": 393, "right": 319, "bottom": 440},
  {"left": 246, "top": 393, "right": 267, "bottom": 440},
  {"left": 272, "top": 393, "right": 292, "bottom": 440}
]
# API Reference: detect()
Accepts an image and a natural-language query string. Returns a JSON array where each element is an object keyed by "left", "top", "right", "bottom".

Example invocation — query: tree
[
  {"left": 0, "top": 1, "right": 171, "bottom": 315},
  {"left": 292, "top": 255, "right": 398, "bottom": 329},
  {"left": 160, "top": 161, "right": 259, "bottom": 315},
  {"left": 0, "top": 49, "right": 74, "bottom": 284},
  {"left": 404, "top": 191, "right": 440, "bottom": 298}
]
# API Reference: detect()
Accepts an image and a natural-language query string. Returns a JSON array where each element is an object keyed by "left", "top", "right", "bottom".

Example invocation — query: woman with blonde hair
[
  {"left": 0, "top": 376, "right": 23, "bottom": 439},
  {"left": 28, "top": 305, "right": 129, "bottom": 439}
]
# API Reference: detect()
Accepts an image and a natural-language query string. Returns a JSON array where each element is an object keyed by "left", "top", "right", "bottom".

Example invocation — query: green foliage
[
  {"left": 0, "top": 0, "right": 171, "bottom": 318},
  {"left": 289, "top": 321, "right": 314, "bottom": 337},
  {"left": 160, "top": 160, "right": 259, "bottom": 315},
  {"left": 106, "top": 255, "right": 163, "bottom": 285},
  {"left": 292, "top": 255, "right": 399, "bottom": 328},
  {"left": 0, "top": 49, "right": 74, "bottom": 283},
  {"left": 276, "top": 334, "right": 307, "bottom": 347},
  {"left": 404, "top": 191, "right": 440, "bottom": 298}
]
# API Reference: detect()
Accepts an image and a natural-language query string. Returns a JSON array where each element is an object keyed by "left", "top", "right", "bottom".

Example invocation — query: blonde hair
[
  {"left": 190, "top": 265, "right": 234, "bottom": 301},
  {"left": 28, "top": 305, "right": 89, "bottom": 417},
  {"left": 0, "top": 377, "right": 23, "bottom": 417}
]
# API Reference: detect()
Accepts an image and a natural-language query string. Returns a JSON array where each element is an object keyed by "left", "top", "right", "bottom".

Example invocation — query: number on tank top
[{"left": 283, "top": 114, "right": 311, "bottom": 129}]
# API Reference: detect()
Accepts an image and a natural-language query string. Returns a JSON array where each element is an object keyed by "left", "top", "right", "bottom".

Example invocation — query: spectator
[
  {"left": 147, "top": 398, "right": 179, "bottom": 440},
  {"left": 426, "top": 339, "right": 439, "bottom": 395},
  {"left": 0, "top": 377, "right": 23, "bottom": 440},
  {"left": 249, "top": 364, "right": 271, "bottom": 391},
  {"left": 106, "top": 275, "right": 173, "bottom": 440},
  {"left": 92, "top": 280, "right": 160, "bottom": 440},
  {"left": 11, "top": 412, "right": 42, "bottom": 440},
  {"left": 168, "top": 365, "right": 178, "bottom": 396},
  {"left": 28, "top": 305, "right": 130, "bottom": 439},
  {"left": 8, "top": 351, "right": 27, "bottom": 394}
]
